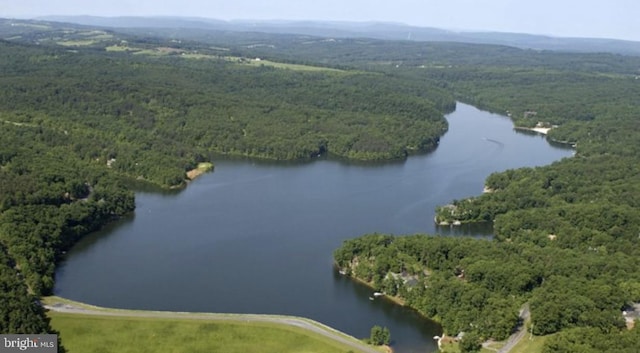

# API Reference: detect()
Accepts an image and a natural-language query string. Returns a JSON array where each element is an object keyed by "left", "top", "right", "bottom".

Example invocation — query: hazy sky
[{"left": 2, "top": 0, "right": 639, "bottom": 41}]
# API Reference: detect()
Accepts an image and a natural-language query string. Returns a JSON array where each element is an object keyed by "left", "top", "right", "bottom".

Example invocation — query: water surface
[{"left": 55, "top": 103, "right": 572, "bottom": 353}]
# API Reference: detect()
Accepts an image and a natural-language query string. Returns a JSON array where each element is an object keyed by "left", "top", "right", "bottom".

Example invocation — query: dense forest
[
  {"left": 0, "top": 19, "right": 455, "bottom": 345},
  {"left": 2, "top": 18, "right": 640, "bottom": 352},
  {"left": 329, "top": 21, "right": 640, "bottom": 353}
]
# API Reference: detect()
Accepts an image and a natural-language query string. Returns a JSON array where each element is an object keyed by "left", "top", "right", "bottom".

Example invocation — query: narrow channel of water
[{"left": 54, "top": 103, "right": 573, "bottom": 353}]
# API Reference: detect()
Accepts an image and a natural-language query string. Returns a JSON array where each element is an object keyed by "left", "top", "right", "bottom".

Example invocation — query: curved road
[
  {"left": 45, "top": 302, "right": 380, "bottom": 353},
  {"left": 496, "top": 304, "right": 530, "bottom": 353}
]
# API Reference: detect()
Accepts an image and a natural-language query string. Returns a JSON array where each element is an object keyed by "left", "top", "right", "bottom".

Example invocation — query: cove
[{"left": 54, "top": 103, "right": 573, "bottom": 353}]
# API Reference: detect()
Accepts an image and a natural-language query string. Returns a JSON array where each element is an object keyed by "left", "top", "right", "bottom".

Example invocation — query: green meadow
[
  {"left": 509, "top": 334, "right": 552, "bottom": 353},
  {"left": 49, "top": 312, "right": 366, "bottom": 353}
]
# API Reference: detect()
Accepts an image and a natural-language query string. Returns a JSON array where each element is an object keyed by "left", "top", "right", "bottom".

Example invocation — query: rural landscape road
[
  {"left": 45, "top": 302, "right": 381, "bottom": 353},
  {"left": 496, "top": 304, "right": 531, "bottom": 353}
]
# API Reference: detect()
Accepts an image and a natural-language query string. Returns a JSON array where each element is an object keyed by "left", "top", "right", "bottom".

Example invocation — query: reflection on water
[
  {"left": 436, "top": 222, "right": 494, "bottom": 237},
  {"left": 55, "top": 103, "right": 573, "bottom": 353},
  {"left": 332, "top": 270, "right": 443, "bottom": 348},
  {"left": 62, "top": 214, "right": 135, "bottom": 254}
]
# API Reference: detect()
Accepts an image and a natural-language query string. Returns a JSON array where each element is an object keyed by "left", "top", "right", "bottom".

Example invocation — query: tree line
[
  {"left": 332, "top": 31, "right": 640, "bottom": 352},
  {"left": 3, "top": 19, "right": 640, "bottom": 352},
  {"left": 0, "top": 23, "right": 455, "bottom": 345}
]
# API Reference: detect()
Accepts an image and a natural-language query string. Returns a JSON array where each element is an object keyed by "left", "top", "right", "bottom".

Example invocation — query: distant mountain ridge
[{"left": 37, "top": 15, "right": 640, "bottom": 55}]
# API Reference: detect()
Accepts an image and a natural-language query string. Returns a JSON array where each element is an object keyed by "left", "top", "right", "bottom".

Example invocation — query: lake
[{"left": 54, "top": 103, "right": 573, "bottom": 353}]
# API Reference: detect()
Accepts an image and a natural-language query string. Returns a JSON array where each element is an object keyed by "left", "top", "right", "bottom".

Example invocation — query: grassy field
[
  {"left": 57, "top": 32, "right": 114, "bottom": 47},
  {"left": 188, "top": 54, "right": 344, "bottom": 72},
  {"left": 509, "top": 334, "right": 551, "bottom": 353},
  {"left": 105, "top": 45, "right": 135, "bottom": 52},
  {"left": 104, "top": 44, "right": 343, "bottom": 72},
  {"left": 240, "top": 58, "right": 344, "bottom": 72},
  {"left": 57, "top": 40, "right": 99, "bottom": 46},
  {"left": 438, "top": 334, "right": 550, "bottom": 353},
  {"left": 49, "top": 312, "right": 365, "bottom": 353}
]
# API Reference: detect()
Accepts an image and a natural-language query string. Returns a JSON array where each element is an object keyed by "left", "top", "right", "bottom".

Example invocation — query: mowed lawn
[
  {"left": 510, "top": 334, "right": 552, "bottom": 353},
  {"left": 49, "top": 312, "right": 362, "bottom": 353}
]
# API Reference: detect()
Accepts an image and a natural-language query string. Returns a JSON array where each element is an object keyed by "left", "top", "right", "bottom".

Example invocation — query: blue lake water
[{"left": 55, "top": 103, "right": 573, "bottom": 353}]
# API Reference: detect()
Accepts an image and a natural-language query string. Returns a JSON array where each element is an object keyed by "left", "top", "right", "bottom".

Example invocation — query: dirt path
[
  {"left": 496, "top": 304, "right": 530, "bottom": 353},
  {"left": 45, "top": 302, "right": 380, "bottom": 353}
]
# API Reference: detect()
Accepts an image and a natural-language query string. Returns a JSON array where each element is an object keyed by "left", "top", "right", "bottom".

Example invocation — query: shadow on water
[
  {"left": 55, "top": 103, "right": 574, "bottom": 353},
  {"left": 209, "top": 146, "right": 438, "bottom": 170},
  {"left": 513, "top": 127, "right": 547, "bottom": 138},
  {"left": 513, "top": 128, "right": 576, "bottom": 149},
  {"left": 332, "top": 270, "right": 441, "bottom": 352},
  {"left": 57, "top": 213, "right": 136, "bottom": 259},
  {"left": 120, "top": 178, "right": 183, "bottom": 195}
]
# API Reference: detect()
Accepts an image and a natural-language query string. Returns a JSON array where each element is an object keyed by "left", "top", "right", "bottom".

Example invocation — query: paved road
[
  {"left": 497, "top": 304, "right": 531, "bottom": 353},
  {"left": 45, "top": 302, "right": 380, "bottom": 353}
]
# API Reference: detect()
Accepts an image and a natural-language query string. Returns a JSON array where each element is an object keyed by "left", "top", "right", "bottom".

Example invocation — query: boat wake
[{"left": 483, "top": 137, "right": 505, "bottom": 148}]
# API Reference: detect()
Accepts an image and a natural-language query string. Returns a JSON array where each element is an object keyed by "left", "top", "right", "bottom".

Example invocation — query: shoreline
[
  {"left": 335, "top": 266, "right": 407, "bottom": 307},
  {"left": 514, "top": 126, "right": 551, "bottom": 135},
  {"left": 186, "top": 162, "right": 214, "bottom": 181},
  {"left": 334, "top": 266, "right": 443, "bottom": 328},
  {"left": 515, "top": 126, "right": 577, "bottom": 148},
  {"left": 43, "top": 296, "right": 382, "bottom": 353}
]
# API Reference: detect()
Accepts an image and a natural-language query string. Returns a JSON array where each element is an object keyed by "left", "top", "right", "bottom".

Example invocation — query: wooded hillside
[
  {"left": 3, "top": 19, "right": 640, "bottom": 352},
  {"left": 333, "top": 25, "right": 640, "bottom": 353},
  {"left": 0, "top": 20, "right": 453, "bottom": 343}
]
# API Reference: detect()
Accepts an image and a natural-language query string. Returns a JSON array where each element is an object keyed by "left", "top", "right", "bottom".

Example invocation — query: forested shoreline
[
  {"left": 331, "top": 29, "right": 640, "bottom": 353},
  {"left": 0, "top": 20, "right": 455, "bottom": 348},
  {"left": 2, "top": 19, "right": 640, "bottom": 353}
]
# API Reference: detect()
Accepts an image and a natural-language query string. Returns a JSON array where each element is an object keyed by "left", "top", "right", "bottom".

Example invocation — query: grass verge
[
  {"left": 509, "top": 334, "right": 552, "bottom": 353},
  {"left": 49, "top": 312, "right": 361, "bottom": 353},
  {"left": 44, "top": 296, "right": 376, "bottom": 353}
]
